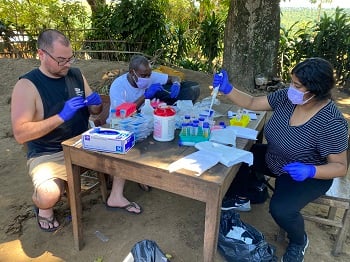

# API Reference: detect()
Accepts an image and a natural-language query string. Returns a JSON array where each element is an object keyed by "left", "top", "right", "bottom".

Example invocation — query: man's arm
[{"left": 11, "top": 79, "right": 64, "bottom": 144}]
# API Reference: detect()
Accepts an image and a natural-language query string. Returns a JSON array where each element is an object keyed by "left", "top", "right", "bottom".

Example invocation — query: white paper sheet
[
  {"left": 195, "top": 141, "right": 253, "bottom": 167},
  {"left": 225, "top": 126, "right": 258, "bottom": 140},
  {"left": 168, "top": 150, "right": 221, "bottom": 176},
  {"left": 209, "top": 128, "right": 237, "bottom": 146}
]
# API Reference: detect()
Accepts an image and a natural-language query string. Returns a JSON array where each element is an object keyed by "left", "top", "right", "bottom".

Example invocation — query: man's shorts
[{"left": 27, "top": 151, "right": 67, "bottom": 190}]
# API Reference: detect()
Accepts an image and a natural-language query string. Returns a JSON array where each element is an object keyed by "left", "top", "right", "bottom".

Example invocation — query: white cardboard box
[{"left": 82, "top": 127, "right": 135, "bottom": 154}]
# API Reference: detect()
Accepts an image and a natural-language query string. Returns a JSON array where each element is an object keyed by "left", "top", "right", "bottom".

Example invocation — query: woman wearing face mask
[{"left": 213, "top": 57, "right": 348, "bottom": 262}]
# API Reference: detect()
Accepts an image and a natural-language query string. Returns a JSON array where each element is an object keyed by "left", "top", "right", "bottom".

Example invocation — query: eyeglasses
[{"left": 41, "top": 49, "right": 76, "bottom": 66}]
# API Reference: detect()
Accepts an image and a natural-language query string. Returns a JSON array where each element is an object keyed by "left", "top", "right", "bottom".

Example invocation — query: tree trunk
[
  {"left": 223, "top": 0, "right": 280, "bottom": 91},
  {"left": 86, "top": 0, "right": 106, "bottom": 15}
]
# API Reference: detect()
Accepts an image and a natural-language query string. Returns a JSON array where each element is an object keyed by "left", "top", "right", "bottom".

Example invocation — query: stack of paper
[{"left": 168, "top": 141, "right": 253, "bottom": 176}]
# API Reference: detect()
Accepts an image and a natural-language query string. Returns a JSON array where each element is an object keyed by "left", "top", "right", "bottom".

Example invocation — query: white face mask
[
  {"left": 287, "top": 85, "right": 314, "bottom": 105},
  {"left": 133, "top": 70, "right": 151, "bottom": 89}
]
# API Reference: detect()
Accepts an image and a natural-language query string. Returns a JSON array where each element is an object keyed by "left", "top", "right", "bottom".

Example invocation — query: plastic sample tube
[
  {"left": 203, "top": 122, "right": 210, "bottom": 138},
  {"left": 192, "top": 122, "right": 199, "bottom": 136},
  {"left": 181, "top": 123, "right": 188, "bottom": 136},
  {"left": 184, "top": 115, "right": 191, "bottom": 123}
]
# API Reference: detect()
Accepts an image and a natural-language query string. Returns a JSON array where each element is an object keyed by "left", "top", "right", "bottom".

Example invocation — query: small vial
[
  {"left": 181, "top": 123, "right": 188, "bottom": 136},
  {"left": 110, "top": 108, "right": 117, "bottom": 128},
  {"left": 192, "top": 122, "right": 199, "bottom": 136},
  {"left": 120, "top": 109, "right": 126, "bottom": 118},
  {"left": 198, "top": 117, "right": 205, "bottom": 128},
  {"left": 236, "top": 108, "right": 243, "bottom": 121},
  {"left": 184, "top": 115, "right": 191, "bottom": 123},
  {"left": 95, "top": 230, "right": 109, "bottom": 242},
  {"left": 203, "top": 122, "right": 210, "bottom": 138},
  {"left": 219, "top": 121, "right": 226, "bottom": 128}
]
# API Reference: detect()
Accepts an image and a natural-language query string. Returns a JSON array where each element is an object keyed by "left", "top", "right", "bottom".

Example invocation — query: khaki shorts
[{"left": 27, "top": 151, "right": 67, "bottom": 189}]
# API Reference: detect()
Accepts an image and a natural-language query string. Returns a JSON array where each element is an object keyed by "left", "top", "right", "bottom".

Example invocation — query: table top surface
[{"left": 62, "top": 104, "right": 266, "bottom": 186}]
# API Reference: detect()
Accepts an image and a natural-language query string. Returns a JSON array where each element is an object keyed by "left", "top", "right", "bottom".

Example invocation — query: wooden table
[{"left": 62, "top": 105, "right": 266, "bottom": 262}]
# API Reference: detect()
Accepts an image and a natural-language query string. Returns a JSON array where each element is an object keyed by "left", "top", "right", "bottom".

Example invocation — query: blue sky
[{"left": 280, "top": 0, "right": 350, "bottom": 8}]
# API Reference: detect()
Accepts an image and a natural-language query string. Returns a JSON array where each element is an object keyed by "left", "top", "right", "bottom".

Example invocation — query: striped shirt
[{"left": 264, "top": 88, "right": 348, "bottom": 176}]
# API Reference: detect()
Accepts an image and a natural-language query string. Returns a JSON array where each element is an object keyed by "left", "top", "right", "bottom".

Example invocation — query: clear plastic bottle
[
  {"left": 110, "top": 99, "right": 118, "bottom": 128},
  {"left": 141, "top": 99, "right": 154, "bottom": 116}
]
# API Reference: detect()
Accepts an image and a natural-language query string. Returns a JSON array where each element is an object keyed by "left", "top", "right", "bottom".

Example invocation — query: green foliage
[
  {"left": 86, "top": 0, "right": 169, "bottom": 60},
  {"left": 198, "top": 12, "right": 224, "bottom": 71},
  {"left": 0, "top": 0, "right": 89, "bottom": 57},
  {"left": 312, "top": 8, "right": 350, "bottom": 84},
  {"left": 0, "top": 0, "right": 88, "bottom": 34},
  {"left": 279, "top": 8, "right": 350, "bottom": 86}
]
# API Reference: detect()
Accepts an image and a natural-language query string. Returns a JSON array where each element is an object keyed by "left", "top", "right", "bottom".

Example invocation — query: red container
[
  {"left": 153, "top": 106, "right": 176, "bottom": 142},
  {"left": 116, "top": 102, "right": 136, "bottom": 118}
]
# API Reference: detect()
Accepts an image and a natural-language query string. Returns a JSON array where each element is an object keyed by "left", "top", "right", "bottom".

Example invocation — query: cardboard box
[{"left": 82, "top": 127, "right": 135, "bottom": 154}]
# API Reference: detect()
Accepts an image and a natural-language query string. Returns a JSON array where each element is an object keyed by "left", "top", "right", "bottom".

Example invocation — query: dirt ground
[{"left": 0, "top": 58, "right": 350, "bottom": 262}]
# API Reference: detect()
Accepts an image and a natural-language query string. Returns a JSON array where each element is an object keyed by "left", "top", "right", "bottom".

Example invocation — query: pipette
[{"left": 207, "top": 72, "right": 222, "bottom": 120}]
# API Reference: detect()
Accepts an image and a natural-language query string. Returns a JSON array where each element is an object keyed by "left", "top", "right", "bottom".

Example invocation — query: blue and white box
[{"left": 82, "top": 127, "right": 135, "bottom": 154}]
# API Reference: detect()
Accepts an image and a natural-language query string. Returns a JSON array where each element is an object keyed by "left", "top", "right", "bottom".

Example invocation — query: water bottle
[
  {"left": 141, "top": 99, "right": 154, "bottom": 116},
  {"left": 110, "top": 100, "right": 118, "bottom": 128}
]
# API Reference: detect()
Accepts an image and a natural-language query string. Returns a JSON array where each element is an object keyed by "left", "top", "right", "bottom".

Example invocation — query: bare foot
[
  {"left": 35, "top": 207, "right": 60, "bottom": 231},
  {"left": 106, "top": 197, "right": 142, "bottom": 214}
]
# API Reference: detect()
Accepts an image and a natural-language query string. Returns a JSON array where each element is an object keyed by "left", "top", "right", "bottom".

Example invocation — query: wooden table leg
[
  {"left": 63, "top": 147, "right": 84, "bottom": 250},
  {"left": 203, "top": 189, "right": 221, "bottom": 262}
]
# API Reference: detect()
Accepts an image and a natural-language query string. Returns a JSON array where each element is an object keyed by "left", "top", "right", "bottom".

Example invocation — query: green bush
[{"left": 279, "top": 8, "right": 350, "bottom": 86}]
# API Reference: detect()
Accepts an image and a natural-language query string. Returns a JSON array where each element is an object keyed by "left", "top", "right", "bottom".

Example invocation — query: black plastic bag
[
  {"left": 218, "top": 210, "right": 277, "bottom": 262},
  {"left": 131, "top": 239, "right": 169, "bottom": 262}
]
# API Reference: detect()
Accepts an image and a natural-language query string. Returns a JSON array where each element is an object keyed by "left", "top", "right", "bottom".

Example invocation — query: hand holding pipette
[
  {"left": 208, "top": 72, "right": 223, "bottom": 119},
  {"left": 212, "top": 69, "right": 234, "bottom": 95}
]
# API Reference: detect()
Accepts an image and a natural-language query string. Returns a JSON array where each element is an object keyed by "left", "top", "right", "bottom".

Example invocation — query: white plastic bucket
[{"left": 153, "top": 106, "right": 176, "bottom": 142}]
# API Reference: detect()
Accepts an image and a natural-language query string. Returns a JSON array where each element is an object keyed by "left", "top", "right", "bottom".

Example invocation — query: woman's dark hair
[{"left": 291, "top": 57, "right": 335, "bottom": 100}]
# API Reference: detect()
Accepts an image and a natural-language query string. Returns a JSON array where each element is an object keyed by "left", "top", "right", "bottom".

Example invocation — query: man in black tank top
[{"left": 11, "top": 29, "right": 142, "bottom": 232}]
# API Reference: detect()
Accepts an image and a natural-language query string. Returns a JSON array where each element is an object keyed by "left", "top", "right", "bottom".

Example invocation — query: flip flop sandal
[
  {"left": 33, "top": 206, "right": 60, "bottom": 232},
  {"left": 105, "top": 201, "right": 143, "bottom": 215}
]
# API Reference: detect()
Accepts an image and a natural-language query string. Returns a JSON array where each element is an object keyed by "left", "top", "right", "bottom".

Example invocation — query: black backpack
[{"left": 225, "top": 163, "right": 269, "bottom": 204}]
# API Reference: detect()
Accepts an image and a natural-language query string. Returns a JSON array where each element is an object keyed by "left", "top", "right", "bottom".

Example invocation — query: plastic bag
[
  {"left": 218, "top": 210, "right": 277, "bottom": 262},
  {"left": 131, "top": 239, "right": 169, "bottom": 262}
]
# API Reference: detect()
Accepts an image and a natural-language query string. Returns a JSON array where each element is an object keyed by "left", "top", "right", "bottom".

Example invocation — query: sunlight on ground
[
  {"left": 337, "top": 97, "right": 350, "bottom": 106},
  {"left": 0, "top": 240, "right": 63, "bottom": 262},
  {"left": 336, "top": 97, "right": 350, "bottom": 120}
]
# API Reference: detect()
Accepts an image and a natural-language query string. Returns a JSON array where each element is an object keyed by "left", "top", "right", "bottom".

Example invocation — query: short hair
[
  {"left": 291, "top": 57, "right": 334, "bottom": 100},
  {"left": 37, "top": 29, "right": 70, "bottom": 51},
  {"left": 129, "top": 55, "right": 150, "bottom": 71}
]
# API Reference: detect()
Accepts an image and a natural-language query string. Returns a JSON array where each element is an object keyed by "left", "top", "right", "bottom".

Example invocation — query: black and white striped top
[{"left": 264, "top": 88, "right": 348, "bottom": 176}]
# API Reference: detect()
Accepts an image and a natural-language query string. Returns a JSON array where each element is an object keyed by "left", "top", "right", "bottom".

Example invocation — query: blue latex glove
[
  {"left": 144, "top": 83, "right": 163, "bottom": 99},
  {"left": 85, "top": 92, "right": 102, "bottom": 106},
  {"left": 170, "top": 82, "right": 181, "bottom": 98},
  {"left": 283, "top": 162, "right": 316, "bottom": 182},
  {"left": 58, "top": 96, "right": 85, "bottom": 122},
  {"left": 212, "top": 69, "right": 234, "bottom": 95}
]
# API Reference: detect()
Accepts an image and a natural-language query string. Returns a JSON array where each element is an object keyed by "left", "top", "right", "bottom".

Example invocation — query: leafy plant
[
  {"left": 278, "top": 8, "right": 350, "bottom": 86},
  {"left": 198, "top": 12, "right": 224, "bottom": 72}
]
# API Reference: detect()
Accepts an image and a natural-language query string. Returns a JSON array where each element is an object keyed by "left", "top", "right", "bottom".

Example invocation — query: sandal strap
[{"left": 38, "top": 214, "right": 56, "bottom": 224}]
